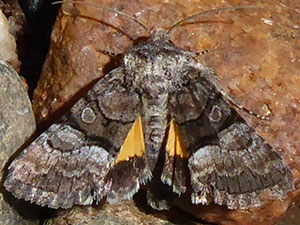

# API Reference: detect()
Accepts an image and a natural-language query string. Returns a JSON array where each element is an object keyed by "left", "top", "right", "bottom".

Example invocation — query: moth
[{"left": 4, "top": 2, "right": 294, "bottom": 210}]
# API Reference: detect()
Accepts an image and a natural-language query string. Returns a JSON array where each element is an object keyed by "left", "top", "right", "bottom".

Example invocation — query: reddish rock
[
  {"left": 176, "top": 189, "right": 299, "bottom": 225},
  {"left": 276, "top": 194, "right": 300, "bottom": 225},
  {"left": 32, "top": 0, "right": 300, "bottom": 224}
]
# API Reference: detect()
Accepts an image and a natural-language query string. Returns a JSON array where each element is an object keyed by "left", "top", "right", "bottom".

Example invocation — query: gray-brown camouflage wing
[
  {"left": 4, "top": 67, "right": 144, "bottom": 209},
  {"left": 160, "top": 72, "right": 232, "bottom": 197},
  {"left": 188, "top": 122, "right": 294, "bottom": 209},
  {"left": 168, "top": 70, "right": 293, "bottom": 209}
]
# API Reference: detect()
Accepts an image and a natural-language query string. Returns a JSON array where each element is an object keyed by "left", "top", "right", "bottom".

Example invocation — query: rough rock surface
[
  {"left": 276, "top": 198, "right": 300, "bottom": 225},
  {"left": 0, "top": 8, "right": 19, "bottom": 70},
  {"left": 0, "top": 0, "right": 25, "bottom": 39},
  {"left": 44, "top": 197, "right": 203, "bottom": 225},
  {"left": 0, "top": 60, "right": 37, "bottom": 224},
  {"left": 31, "top": 0, "right": 300, "bottom": 224}
]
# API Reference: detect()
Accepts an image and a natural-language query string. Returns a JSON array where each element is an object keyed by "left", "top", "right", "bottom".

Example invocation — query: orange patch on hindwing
[
  {"left": 115, "top": 116, "right": 145, "bottom": 163},
  {"left": 166, "top": 119, "right": 188, "bottom": 158}
]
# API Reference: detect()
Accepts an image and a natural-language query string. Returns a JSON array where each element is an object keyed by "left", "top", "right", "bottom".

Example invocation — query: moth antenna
[
  {"left": 52, "top": 1, "right": 151, "bottom": 36},
  {"left": 206, "top": 72, "right": 272, "bottom": 121},
  {"left": 167, "top": 5, "right": 264, "bottom": 36},
  {"left": 219, "top": 89, "right": 273, "bottom": 121},
  {"left": 194, "top": 44, "right": 219, "bottom": 56}
]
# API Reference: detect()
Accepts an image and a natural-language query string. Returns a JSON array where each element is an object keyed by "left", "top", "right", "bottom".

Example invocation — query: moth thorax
[
  {"left": 152, "top": 54, "right": 192, "bottom": 93},
  {"left": 124, "top": 52, "right": 191, "bottom": 94}
]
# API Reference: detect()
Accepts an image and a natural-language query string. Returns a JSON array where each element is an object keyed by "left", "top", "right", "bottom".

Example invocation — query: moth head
[{"left": 122, "top": 38, "right": 196, "bottom": 94}]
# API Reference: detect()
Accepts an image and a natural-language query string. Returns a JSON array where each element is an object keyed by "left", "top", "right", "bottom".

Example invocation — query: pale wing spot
[
  {"left": 209, "top": 105, "right": 223, "bottom": 122},
  {"left": 81, "top": 107, "right": 96, "bottom": 124}
]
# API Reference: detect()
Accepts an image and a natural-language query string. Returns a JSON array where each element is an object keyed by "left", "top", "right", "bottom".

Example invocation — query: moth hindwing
[{"left": 4, "top": 3, "right": 294, "bottom": 210}]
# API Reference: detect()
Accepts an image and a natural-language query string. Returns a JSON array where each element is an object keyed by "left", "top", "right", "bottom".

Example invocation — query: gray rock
[
  {"left": 0, "top": 60, "right": 38, "bottom": 225},
  {"left": 44, "top": 200, "right": 199, "bottom": 225}
]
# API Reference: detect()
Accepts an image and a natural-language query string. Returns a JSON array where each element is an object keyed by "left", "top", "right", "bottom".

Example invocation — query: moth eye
[
  {"left": 81, "top": 107, "right": 96, "bottom": 124},
  {"left": 209, "top": 105, "right": 223, "bottom": 122},
  {"left": 164, "top": 69, "right": 172, "bottom": 79}
]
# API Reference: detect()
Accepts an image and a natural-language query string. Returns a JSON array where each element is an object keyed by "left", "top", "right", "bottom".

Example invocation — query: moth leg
[
  {"left": 199, "top": 69, "right": 271, "bottom": 120},
  {"left": 95, "top": 48, "right": 118, "bottom": 57},
  {"left": 194, "top": 44, "right": 219, "bottom": 57},
  {"left": 217, "top": 88, "right": 271, "bottom": 120},
  {"left": 146, "top": 179, "right": 176, "bottom": 210}
]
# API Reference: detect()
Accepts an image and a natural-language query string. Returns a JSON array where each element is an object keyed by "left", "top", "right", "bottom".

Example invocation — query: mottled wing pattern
[
  {"left": 4, "top": 124, "right": 113, "bottom": 209},
  {"left": 188, "top": 122, "right": 293, "bottom": 209},
  {"left": 4, "top": 67, "right": 148, "bottom": 208},
  {"left": 159, "top": 71, "right": 219, "bottom": 199},
  {"left": 167, "top": 70, "right": 294, "bottom": 209},
  {"left": 104, "top": 116, "right": 152, "bottom": 204}
]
